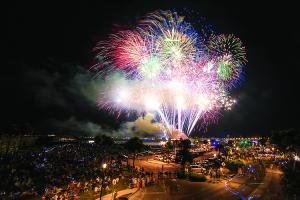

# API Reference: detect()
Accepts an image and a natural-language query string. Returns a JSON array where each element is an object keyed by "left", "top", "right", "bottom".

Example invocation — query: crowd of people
[{"left": 0, "top": 143, "right": 127, "bottom": 199}]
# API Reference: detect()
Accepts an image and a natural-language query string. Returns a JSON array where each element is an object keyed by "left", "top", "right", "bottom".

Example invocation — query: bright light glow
[
  {"left": 115, "top": 90, "right": 129, "bottom": 103},
  {"left": 95, "top": 10, "right": 247, "bottom": 138},
  {"left": 198, "top": 95, "right": 210, "bottom": 109},
  {"left": 144, "top": 96, "right": 160, "bottom": 110},
  {"left": 203, "top": 61, "right": 214, "bottom": 73},
  {"left": 176, "top": 96, "right": 186, "bottom": 108},
  {"left": 168, "top": 81, "right": 184, "bottom": 91},
  {"left": 102, "top": 163, "right": 107, "bottom": 169}
]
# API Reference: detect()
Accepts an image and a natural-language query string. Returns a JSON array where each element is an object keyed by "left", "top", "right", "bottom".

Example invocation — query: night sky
[{"left": 4, "top": 1, "right": 300, "bottom": 137}]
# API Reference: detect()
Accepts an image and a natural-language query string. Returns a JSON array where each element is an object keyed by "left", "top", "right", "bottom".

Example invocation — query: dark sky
[{"left": 4, "top": 1, "right": 300, "bottom": 136}]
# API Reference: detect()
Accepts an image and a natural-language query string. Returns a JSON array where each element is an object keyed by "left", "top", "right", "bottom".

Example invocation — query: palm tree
[
  {"left": 124, "top": 137, "right": 145, "bottom": 168},
  {"left": 94, "top": 134, "right": 115, "bottom": 164},
  {"left": 164, "top": 140, "right": 173, "bottom": 162},
  {"left": 176, "top": 139, "right": 193, "bottom": 170},
  {"left": 216, "top": 143, "right": 224, "bottom": 156}
]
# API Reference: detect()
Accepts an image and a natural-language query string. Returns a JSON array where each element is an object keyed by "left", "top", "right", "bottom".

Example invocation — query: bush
[
  {"left": 189, "top": 173, "right": 206, "bottom": 182},
  {"left": 225, "top": 159, "right": 244, "bottom": 172},
  {"left": 176, "top": 169, "right": 186, "bottom": 179}
]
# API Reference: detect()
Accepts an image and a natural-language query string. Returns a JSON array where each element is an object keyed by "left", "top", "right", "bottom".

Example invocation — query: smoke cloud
[{"left": 20, "top": 61, "right": 163, "bottom": 137}]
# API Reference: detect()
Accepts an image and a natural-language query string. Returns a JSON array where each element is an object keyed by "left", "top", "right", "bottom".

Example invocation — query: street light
[
  {"left": 293, "top": 153, "right": 299, "bottom": 171},
  {"left": 100, "top": 163, "right": 107, "bottom": 200},
  {"left": 102, "top": 163, "right": 107, "bottom": 169},
  {"left": 213, "top": 153, "right": 216, "bottom": 158}
]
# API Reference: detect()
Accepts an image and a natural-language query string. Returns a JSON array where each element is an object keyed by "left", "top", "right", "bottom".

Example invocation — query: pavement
[
  {"left": 126, "top": 153, "right": 284, "bottom": 200},
  {"left": 100, "top": 188, "right": 139, "bottom": 200},
  {"left": 225, "top": 167, "right": 283, "bottom": 200},
  {"left": 248, "top": 168, "right": 283, "bottom": 200},
  {"left": 130, "top": 182, "right": 169, "bottom": 200},
  {"left": 130, "top": 179, "right": 238, "bottom": 200},
  {"left": 226, "top": 174, "right": 257, "bottom": 199},
  {"left": 103, "top": 168, "right": 283, "bottom": 200}
]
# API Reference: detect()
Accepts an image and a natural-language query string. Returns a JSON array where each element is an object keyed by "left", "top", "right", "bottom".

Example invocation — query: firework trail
[{"left": 94, "top": 10, "right": 247, "bottom": 137}]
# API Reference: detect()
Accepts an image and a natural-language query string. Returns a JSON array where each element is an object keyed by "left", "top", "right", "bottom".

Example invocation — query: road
[
  {"left": 130, "top": 179, "right": 239, "bottom": 200},
  {"left": 225, "top": 167, "right": 283, "bottom": 200},
  {"left": 127, "top": 156, "right": 181, "bottom": 172},
  {"left": 130, "top": 169, "right": 283, "bottom": 200},
  {"left": 127, "top": 151, "right": 217, "bottom": 172},
  {"left": 193, "top": 150, "right": 218, "bottom": 162},
  {"left": 128, "top": 152, "right": 282, "bottom": 200},
  {"left": 248, "top": 168, "right": 283, "bottom": 200}
]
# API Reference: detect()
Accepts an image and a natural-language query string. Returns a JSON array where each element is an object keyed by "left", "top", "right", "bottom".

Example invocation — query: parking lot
[{"left": 126, "top": 147, "right": 219, "bottom": 175}]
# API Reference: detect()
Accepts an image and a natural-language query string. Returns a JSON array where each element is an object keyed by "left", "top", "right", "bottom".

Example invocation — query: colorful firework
[
  {"left": 94, "top": 10, "right": 247, "bottom": 137},
  {"left": 206, "top": 34, "right": 246, "bottom": 89}
]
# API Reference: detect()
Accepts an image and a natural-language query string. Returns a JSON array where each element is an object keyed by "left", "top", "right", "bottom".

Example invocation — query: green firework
[
  {"left": 217, "top": 61, "right": 232, "bottom": 80},
  {"left": 138, "top": 56, "right": 161, "bottom": 79}
]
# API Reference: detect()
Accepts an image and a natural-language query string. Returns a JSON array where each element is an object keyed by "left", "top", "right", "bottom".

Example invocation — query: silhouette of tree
[
  {"left": 271, "top": 129, "right": 300, "bottom": 152},
  {"left": 176, "top": 139, "right": 193, "bottom": 169},
  {"left": 124, "top": 137, "right": 145, "bottom": 168},
  {"left": 94, "top": 134, "right": 114, "bottom": 147},
  {"left": 271, "top": 129, "right": 300, "bottom": 198},
  {"left": 94, "top": 134, "right": 117, "bottom": 164},
  {"left": 259, "top": 137, "right": 267, "bottom": 147}
]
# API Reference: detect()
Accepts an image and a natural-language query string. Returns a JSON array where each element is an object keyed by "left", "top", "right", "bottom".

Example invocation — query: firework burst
[{"left": 94, "top": 10, "right": 247, "bottom": 137}]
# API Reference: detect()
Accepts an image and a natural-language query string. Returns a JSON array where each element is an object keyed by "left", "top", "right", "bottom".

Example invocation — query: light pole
[
  {"left": 100, "top": 163, "right": 107, "bottom": 200},
  {"left": 293, "top": 153, "right": 299, "bottom": 171}
]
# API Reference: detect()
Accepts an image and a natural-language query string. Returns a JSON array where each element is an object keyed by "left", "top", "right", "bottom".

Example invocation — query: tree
[
  {"left": 94, "top": 134, "right": 116, "bottom": 164},
  {"left": 259, "top": 137, "right": 267, "bottom": 147},
  {"left": 162, "top": 140, "right": 174, "bottom": 163},
  {"left": 179, "top": 139, "right": 191, "bottom": 150},
  {"left": 281, "top": 161, "right": 300, "bottom": 199},
  {"left": 270, "top": 129, "right": 300, "bottom": 198},
  {"left": 216, "top": 143, "right": 225, "bottom": 155},
  {"left": 176, "top": 139, "right": 193, "bottom": 170},
  {"left": 95, "top": 134, "right": 114, "bottom": 147},
  {"left": 166, "top": 140, "right": 173, "bottom": 151},
  {"left": 223, "top": 146, "right": 232, "bottom": 159},
  {"left": 271, "top": 129, "right": 300, "bottom": 152},
  {"left": 227, "top": 140, "right": 234, "bottom": 147},
  {"left": 124, "top": 137, "right": 146, "bottom": 168}
]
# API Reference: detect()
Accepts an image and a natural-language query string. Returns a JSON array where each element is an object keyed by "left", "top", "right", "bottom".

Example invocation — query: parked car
[{"left": 190, "top": 164, "right": 202, "bottom": 168}]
